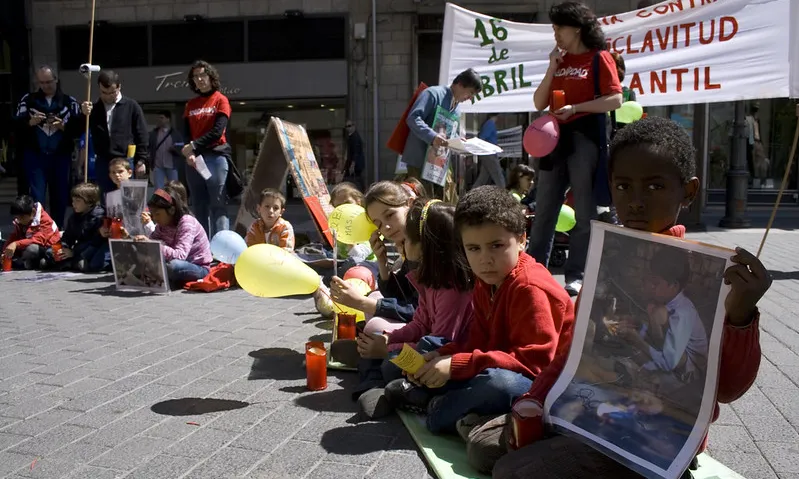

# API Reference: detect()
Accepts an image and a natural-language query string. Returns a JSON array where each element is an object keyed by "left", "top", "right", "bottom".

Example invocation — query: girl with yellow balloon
[{"left": 329, "top": 181, "right": 421, "bottom": 366}]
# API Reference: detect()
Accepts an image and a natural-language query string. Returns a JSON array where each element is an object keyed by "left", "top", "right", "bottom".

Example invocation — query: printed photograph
[
  {"left": 109, "top": 239, "right": 169, "bottom": 294},
  {"left": 546, "top": 223, "right": 731, "bottom": 479},
  {"left": 121, "top": 180, "right": 149, "bottom": 237}
]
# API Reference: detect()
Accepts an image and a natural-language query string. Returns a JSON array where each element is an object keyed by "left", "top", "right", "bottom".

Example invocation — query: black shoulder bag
[{"left": 593, "top": 51, "right": 617, "bottom": 208}]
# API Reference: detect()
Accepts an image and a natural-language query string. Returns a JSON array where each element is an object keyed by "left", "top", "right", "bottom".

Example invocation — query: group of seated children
[
  {"left": 2, "top": 157, "right": 214, "bottom": 288},
  {"left": 1, "top": 118, "right": 771, "bottom": 477},
  {"left": 319, "top": 117, "right": 769, "bottom": 478}
]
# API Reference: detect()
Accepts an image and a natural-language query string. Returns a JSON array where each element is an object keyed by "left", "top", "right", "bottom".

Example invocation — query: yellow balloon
[
  {"left": 334, "top": 278, "right": 372, "bottom": 322},
  {"left": 235, "top": 244, "right": 319, "bottom": 298},
  {"left": 328, "top": 203, "right": 377, "bottom": 244}
]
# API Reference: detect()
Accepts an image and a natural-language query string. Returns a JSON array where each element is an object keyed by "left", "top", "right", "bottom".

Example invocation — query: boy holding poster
[{"left": 464, "top": 117, "right": 771, "bottom": 477}]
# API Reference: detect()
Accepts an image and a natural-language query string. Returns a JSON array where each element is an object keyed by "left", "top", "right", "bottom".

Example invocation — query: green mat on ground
[{"left": 397, "top": 411, "right": 744, "bottom": 479}]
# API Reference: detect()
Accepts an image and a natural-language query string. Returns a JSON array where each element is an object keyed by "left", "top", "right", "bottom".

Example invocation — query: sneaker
[
  {"left": 564, "top": 279, "right": 582, "bottom": 297},
  {"left": 384, "top": 379, "right": 431, "bottom": 414},
  {"left": 357, "top": 387, "right": 394, "bottom": 419},
  {"left": 330, "top": 339, "right": 359, "bottom": 368},
  {"left": 456, "top": 413, "right": 483, "bottom": 441},
  {"left": 314, "top": 280, "right": 335, "bottom": 318}
]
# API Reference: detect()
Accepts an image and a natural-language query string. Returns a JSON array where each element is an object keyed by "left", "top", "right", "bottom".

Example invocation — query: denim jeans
[
  {"left": 23, "top": 150, "right": 71, "bottom": 228},
  {"left": 186, "top": 152, "right": 229, "bottom": 237},
  {"left": 353, "top": 335, "right": 450, "bottom": 399},
  {"left": 473, "top": 154, "right": 506, "bottom": 188},
  {"left": 166, "top": 260, "right": 209, "bottom": 283},
  {"left": 527, "top": 130, "right": 598, "bottom": 283},
  {"left": 153, "top": 166, "right": 179, "bottom": 190},
  {"left": 46, "top": 243, "right": 109, "bottom": 272},
  {"left": 425, "top": 368, "right": 533, "bottom": 434}
]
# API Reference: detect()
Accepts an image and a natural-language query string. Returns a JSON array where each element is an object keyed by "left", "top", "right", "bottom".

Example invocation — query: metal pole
[
  {"left": 719, "top": 101, "right": 751, "bottom": 228},
  {"left": 371, "top": 0, "right": 379, "bottom": 183}
]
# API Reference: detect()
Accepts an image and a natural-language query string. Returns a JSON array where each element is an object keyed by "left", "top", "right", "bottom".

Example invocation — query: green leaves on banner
[{"left": 472, "top": 17, "right": 530, "bottom": 104}]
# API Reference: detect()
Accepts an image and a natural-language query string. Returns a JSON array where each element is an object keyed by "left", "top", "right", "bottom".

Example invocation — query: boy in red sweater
[
  {"left": 384, "top": 186, "right": 574, "bottom": 435},
  {"left": 3, "top": 195, "right": 61, "bottom": 270},
  {"left": 465, "top": 117, "right": 770, "bottom": 478}
]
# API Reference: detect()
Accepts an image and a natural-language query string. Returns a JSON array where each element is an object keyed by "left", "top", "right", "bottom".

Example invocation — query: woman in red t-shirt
[
  {"left": 527, "top": 2, "right": 623, "bottom": 298},
  {"left": 181, "top": 60, "right": 232, "bottom": 237}
]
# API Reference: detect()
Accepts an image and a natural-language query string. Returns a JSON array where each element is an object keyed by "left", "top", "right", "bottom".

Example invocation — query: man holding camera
[{"left": 13, "top": 65, "right": 80, "bottom": 227}]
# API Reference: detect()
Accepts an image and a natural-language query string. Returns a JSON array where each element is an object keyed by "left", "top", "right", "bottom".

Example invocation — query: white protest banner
[{"left": 439, "top": 0, "right": 792, "bottom": 112}]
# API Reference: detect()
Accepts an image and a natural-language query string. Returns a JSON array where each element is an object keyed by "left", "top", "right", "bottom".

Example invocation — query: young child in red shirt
[
  {"left": 2, "top": 195, "right": 61, "bottom": 270},
  {"left": 383, "top": 186, "right": 574, "bottom": 435},
  {"left": 465, "top": 117, "right": 770, "bottom": 478}
]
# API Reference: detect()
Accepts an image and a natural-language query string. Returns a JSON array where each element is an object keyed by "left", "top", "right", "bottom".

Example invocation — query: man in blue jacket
[
  {"left": 13, "top": 66, "right": 80, "bottom": 227},
  {"left": 403, "top": 69, "right": 482, "bottom": 197}
]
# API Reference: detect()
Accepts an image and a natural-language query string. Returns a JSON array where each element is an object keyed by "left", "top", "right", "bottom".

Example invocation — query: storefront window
[
  {"left": 141, "top": 101, "right": 347, "bottom": 190},
  {"left": 707, "top": 98, "right": 797, "bottom": 192}
]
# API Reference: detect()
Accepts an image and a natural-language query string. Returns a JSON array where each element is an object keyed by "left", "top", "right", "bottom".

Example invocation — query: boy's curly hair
[
  {"left": 609, "top": 116, "right": 696, "bottom": 183},
  {"left": 454, "top": 186, "right": 527, "bottom": 236}
]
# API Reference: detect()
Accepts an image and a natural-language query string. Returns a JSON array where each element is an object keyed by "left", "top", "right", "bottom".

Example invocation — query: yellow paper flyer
[{"left": 390, "top": 344, "right": 426, "bottom": 375}]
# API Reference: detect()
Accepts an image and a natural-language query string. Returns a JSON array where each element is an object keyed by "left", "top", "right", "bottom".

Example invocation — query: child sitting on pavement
[
  {"left": 245, "top": 188, "right": 295, "bottom": 251},
  {"left": 341, "top": 199, "right": 475, "bottom": 418},
  {"left": 133, "top": 185, "right": 212, "bottom": 285},
  {"left": 382, "top": 185, "right": 574, "bottom": 436},
  {"left": 466, "top": 116, "right": 770, "bottom": 478},
  {"left": 140, "top": 180, "right": 186, "bottom": 237},
  {"left": 3, "top": 195, "right": 61, "bottom": 270},
  {"left": 44, "top": 183, "right": 107, "bottom": 272}
]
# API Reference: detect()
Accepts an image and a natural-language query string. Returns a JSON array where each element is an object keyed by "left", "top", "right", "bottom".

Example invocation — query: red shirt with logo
[
  {"left": 184, "top": 91, "right": 232, "bottom": 147},
  {"left": 549, "top": 49, "right": 621, "bottom": 124}
]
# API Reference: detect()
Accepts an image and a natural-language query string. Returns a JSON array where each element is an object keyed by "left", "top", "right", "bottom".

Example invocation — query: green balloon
[
  {"left": 556, "top": 205, "right": 576, "bottom": 233},
  {"left": 616, "top": 101, "right": 644, "bottom": 124}
]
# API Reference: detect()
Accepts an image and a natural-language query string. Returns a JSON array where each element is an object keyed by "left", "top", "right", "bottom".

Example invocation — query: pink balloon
[
  {"left": 343, "top": 265, "right": 376, "bottom": 291},
  {"left": 523, "top": 115, "right": 560, "bottom": 157}
]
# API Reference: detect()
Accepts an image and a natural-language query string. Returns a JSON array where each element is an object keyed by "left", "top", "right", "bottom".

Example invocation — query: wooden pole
[
  {"left": 757, "top": 103, "right": 799, "bottom": 258},
  {"left": 82, "top": 0, "right": 98, "bottom": 183}
]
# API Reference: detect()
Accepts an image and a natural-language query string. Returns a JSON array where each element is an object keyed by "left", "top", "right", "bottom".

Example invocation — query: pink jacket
[{"left": 385, "top": 272, "right": 474, "bottom": 352}]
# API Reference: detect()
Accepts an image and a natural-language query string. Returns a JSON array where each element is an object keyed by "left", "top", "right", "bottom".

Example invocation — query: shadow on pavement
[
  {"left": 248, "top": 347, "right": 306, "bottom": 381},
  {"left": 308, "top": 332, "right": 332, "bottom": 344},
  {"left": 769, "top": 270, "right": 799, "bottom": 281},
  {"left": 150, "top": 397, "right": 249, "bottom": 416},
  {"left": 68, "top": 274, "right": 115, "bottom": 283},
  {"left": 74, "top": 284, "right": 156, "bottom": 298}
]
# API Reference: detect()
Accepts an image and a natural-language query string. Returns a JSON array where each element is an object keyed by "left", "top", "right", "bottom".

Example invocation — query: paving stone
[
  {"left": 307, "top": 462, "right": 371, "bottom": 479},
  {"left": 246, "top": 440, "right": 327, "bottom": 479},
  {"left": 1, "top": 408, "right": 82, "bottom": 437},
  {"left": 89, "top": 435, "right": 172, "bottom": 471},
  {"left": 9, "top": 423, "right": 95, "bottom": 456},
  {"left": 183, "top": 446, "right": 265, "bottom": 478},
  {"left": 124, "top": 454, "right": 202, "bottom": 479},
  {"left": 366, "top": 452, "right": 432, "bottom": 479},
  {"left": 167, "top": 426, "right": 240, "bottom": 458},
  {"left": 760, "top": 442, "right": 799, "bottom": 474}
]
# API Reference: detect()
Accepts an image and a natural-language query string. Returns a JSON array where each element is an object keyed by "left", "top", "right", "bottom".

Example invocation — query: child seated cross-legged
[
  {"left": 329, "top": 180, "right": 423, "bottom": 383},
  {"left": 382, "top": 186, "right": 575, "bottom": 435},
  {"left": 133, "top": 186, "right": 212, "bottom": 286},
  {"left": 45, "top": 183, "right": 107, "bottom": 272},
  {"left": 2, "top": 195, "right": 61, "bottom": 270},
  {"left": 467, "top": 117, "right": 771, "bottom": 478},
  {"left": 346, "top": 199, "right": 475, "bottom": 419},
  {"left": 245, "top": 188, "right": 295, "bottom": 251}
]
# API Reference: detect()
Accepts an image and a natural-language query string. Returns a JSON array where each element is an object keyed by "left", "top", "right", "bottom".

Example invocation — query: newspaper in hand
[
  {"left": 193, "top": 155, "right": 213, "bottom": 180},
  {"left": 447, "top": 137, "right": 503, "bottom": 156}
]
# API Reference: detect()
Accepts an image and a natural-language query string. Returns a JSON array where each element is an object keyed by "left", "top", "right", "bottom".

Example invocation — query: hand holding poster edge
[{"left": 542, "top": 221, "right": 733, "bottom": 479}]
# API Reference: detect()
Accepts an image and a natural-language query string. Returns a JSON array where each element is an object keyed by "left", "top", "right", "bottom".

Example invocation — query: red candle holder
[
  {"left": 2, "top": 256, "right": 12, "bottom": 272},
  {"left": 51, "top": 243, "right": 63, "bottom": 261},
  {"left": 305, "top": 341, "right": 328, "bottom": 391},
  {"left": 110, "top": 218, "right": 123, "bottom": 239},
  {"left": 103, "top": 217, "right": 112, "bottom": 230},
  {"left": 551, "top": 90, "right": 566, "bottom": 112},
  {"left": 336, "top": 313, "right": 357, "bottom": 341}
]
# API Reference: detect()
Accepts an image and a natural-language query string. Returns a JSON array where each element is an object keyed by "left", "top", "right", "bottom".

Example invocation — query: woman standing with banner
[
  {"left": 527, "top": 1, "right": 622, "bottom": 297},
  {"left": 181, "top": 60, "right": 232, "bottom": 237}
]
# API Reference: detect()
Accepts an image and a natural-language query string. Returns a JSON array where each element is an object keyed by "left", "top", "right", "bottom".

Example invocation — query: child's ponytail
[{"left": 405, "top": 198, "right": 472, "bottom": 291}]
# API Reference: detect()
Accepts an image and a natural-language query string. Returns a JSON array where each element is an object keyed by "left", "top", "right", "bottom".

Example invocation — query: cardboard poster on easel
[{"left": 234, "top": 117, "right": 334, "bottom": 247}]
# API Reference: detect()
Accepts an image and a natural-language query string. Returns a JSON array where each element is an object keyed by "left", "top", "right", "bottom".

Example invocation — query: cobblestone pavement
[{"left": 0, "top": 227, "right": 797, "bottom": 478}]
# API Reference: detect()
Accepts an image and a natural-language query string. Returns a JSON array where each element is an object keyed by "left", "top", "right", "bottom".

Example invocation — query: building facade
[{"left": 26, "top": 0, "right": 798, "bottom": 209}]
